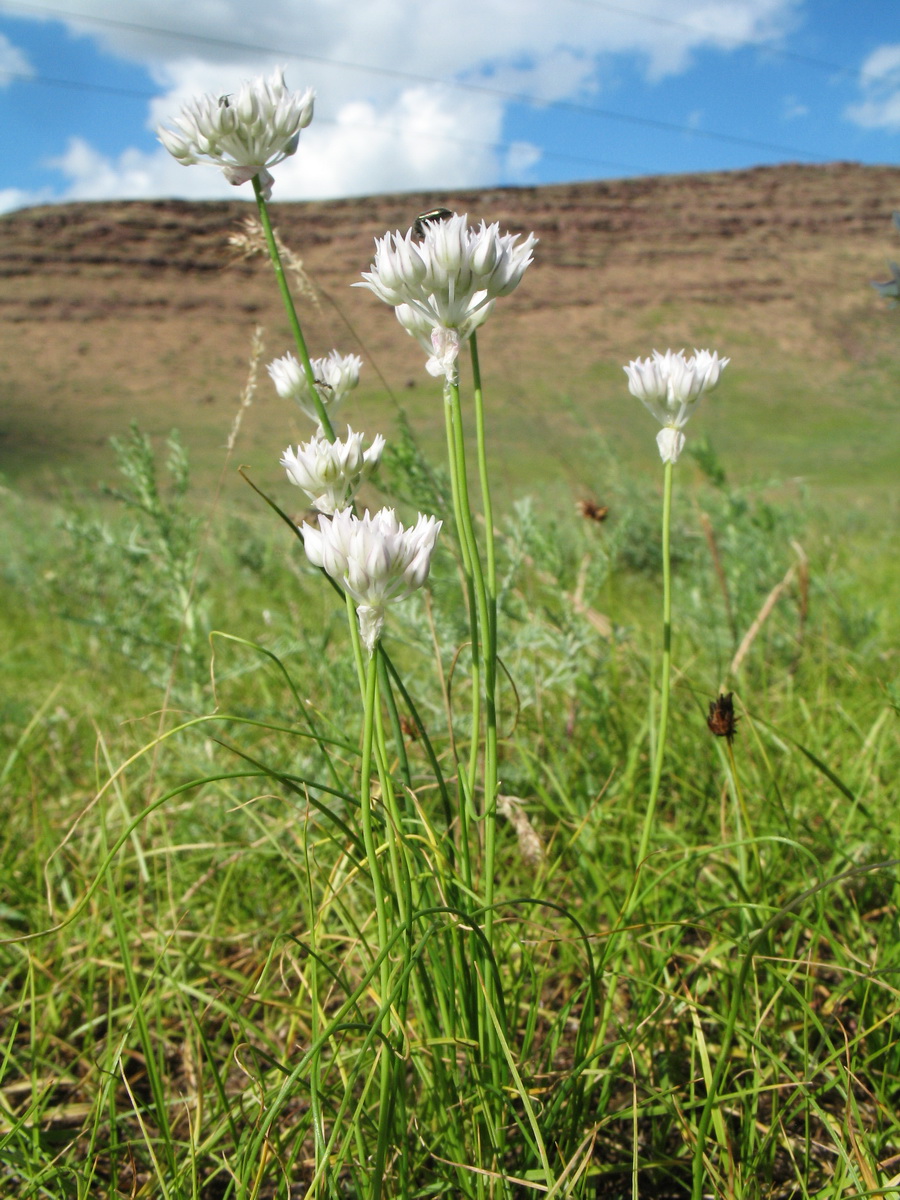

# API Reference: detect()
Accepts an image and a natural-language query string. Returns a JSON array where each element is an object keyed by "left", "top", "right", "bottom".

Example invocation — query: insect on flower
[
  {"left": 707, "top": 692, "right": 739, "bottom": 744},
  {"left": 413, "top": 207, "right": 454, "bottom": 237}
]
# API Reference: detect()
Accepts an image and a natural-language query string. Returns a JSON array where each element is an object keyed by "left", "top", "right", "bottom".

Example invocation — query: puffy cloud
[
  {"left": 781, "top": 95, "right": 809, "bottom": 120},
  {"left": 846, "top": 44, "right": 900, "bottom": 131},
  {"left": 0, "top": 186, "right": 41, "bottom": 214},
  {"left": 43, "top": 83, "right": 504, "bottom": 202},
  {"left": 1, "top": 0, "right": 802, "bottom": 205},
  {"left": 0, "top": 0, "right": 800, "bottom": 86},
  {"left": 504, "top": 141, "right": 542, "bottom": 176},
  {"left": 0, "top": 30, "right": 33, "bottom": 81}
]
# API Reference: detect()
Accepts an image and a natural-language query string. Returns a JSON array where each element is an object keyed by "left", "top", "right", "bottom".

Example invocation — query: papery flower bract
[
  {"left": 268, "top": 350, "right": 362, "bottom": 423},
  {"left": 281, "top": 427, "right": 384, "bottom": 514},
  {"left": 303, "top": 508, "right": 442, "bottom": 653},
  {"left": 158, "top": 67, "right": 314, "bottom": 199},
  {"left": 623, "top": 348, "right": 730, "bottom": 463},
  {"left": 357, "top": 214, "right": 536, "bottom": 363},
  {"left": 425, "top": 327, "right": 461, "bottom": 381}
]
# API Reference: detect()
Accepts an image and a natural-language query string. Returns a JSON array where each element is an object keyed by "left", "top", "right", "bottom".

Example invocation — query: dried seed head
[{"left": 707, "top": 692, "right": 739, "bottom": 744}]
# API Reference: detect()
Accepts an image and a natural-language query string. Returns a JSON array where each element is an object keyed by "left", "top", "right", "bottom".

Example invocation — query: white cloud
[
  {"left": 782, "top": 94, "right": 808, "bottom": 120},
  {"left": 0, "top": 185, "right": 42, "bottom": 213},
  {"left": 42, "top": 83, "right": 504, "bottom": 203},
  {"left": 0, "top": 30, "right": 33, "bottom": 82},
  {"left": 0, "top": 0, "right": 802, "bottom": 204},
  {"left": 846, "top": 43, "right": 900, "bottom": 131},
  {"left": 504, "top": 141, "right": 542, "bottom": 176}
]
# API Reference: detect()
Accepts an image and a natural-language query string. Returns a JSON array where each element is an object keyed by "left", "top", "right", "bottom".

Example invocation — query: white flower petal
[
  {"left": 158, "top": 67, "right": 314, "bottom": 198},
  {"left": 624, "top": 347, "right": 730, "bottom": 458},
  {"left": 356, "top": 215, "right": 535, "bottom": 368},
  {"left": 303, "top": 507, "right": 441, "bottom": 652}
]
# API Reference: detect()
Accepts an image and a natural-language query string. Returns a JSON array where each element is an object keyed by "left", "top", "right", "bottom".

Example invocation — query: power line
[
  {"left": 1, "top": 0, "right": 834, "bottom": 162},
  {"left": 564, "top": 0, "right": 864, "bottom": 81},
  {"left": 0, "top": 67, "right": 154, "bottom": 99},
  {"left": 0, "top": 68, "right": 654, "bottom": 175}
]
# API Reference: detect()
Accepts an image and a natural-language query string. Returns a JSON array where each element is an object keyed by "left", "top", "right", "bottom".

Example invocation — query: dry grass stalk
[
  {"left": 729, "top": 543, "right": 808, "bottom": 676},
  {"left": 228, "top": 215, "right": 319, "bottom": 306},
  {"left": 227, "top": 326, "right": 265, "bottom": 452},
  {"left": 700, "top": 510, "right": 736, "bottom": 644}
]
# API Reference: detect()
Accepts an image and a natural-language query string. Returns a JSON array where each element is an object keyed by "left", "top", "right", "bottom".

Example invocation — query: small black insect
[
  {"left": 707, "top": 692, "right": 739, "bottom": 744},
  {"left": 413, "top": 207, "right": 454, "bottom": 238},
  {"left": 218, "top": 94, "right": 233, "bottom": 108}
]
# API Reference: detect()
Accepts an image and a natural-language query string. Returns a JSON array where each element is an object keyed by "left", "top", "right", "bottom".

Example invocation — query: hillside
[{"left": 1, "top": 162, "right": 898, "bottom": 500}]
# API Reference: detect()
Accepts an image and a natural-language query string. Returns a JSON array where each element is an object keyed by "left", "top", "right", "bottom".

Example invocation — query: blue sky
[{"left": 0, "top": 0, "right": 898, "bottom": 213}]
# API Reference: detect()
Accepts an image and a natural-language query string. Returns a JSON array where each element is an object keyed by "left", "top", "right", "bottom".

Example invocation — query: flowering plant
[
  {"left": 624, "top": 348, "right": 730, "bottom": 462},
  {"left": 158, "top": 67, "right": 314, "bottom": 199},
  {"left": 303, "top": 508, "right": 441, "bottom": 652},
  {"left": 268, "top": 350, "right": 363, "bottom": 423},
  {"left": 358, "top": 214, "right": 536, "bottom": 365},
  {"left": 281, "top": 427, "right": 384, "bottom": 515}
]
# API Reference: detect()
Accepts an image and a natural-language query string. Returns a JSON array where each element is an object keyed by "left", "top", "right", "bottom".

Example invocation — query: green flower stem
[
  {"left": 636, "top": 457, "right": 674, "bottom": 871},
  {"left": 444, "top": 366, "right": 505, "bottom": 1162},
  {"left": 469, "top": 334, "right": 499, "bottom": 944},
  {"left": 469, "top": 334, "right": 496, "bottom": 611},
  {"left": 377, "top": 649, "right": 411, "bottom": 792},
  {"left": 252, "top": 177, "right": 336, "bottom": 442},
  {"left": 443, "top": 388, "right": 482, "bottom": 817},
  {"left": 358, "top": 648, "right": 394, "bottom": 1200},
  {"left": 589, "top": 460, "right": 677, "bottom": 1071},
  {"left": 446, "top": 377, "right": 496, "bottom": 810},
  {"left": 345, "top": 594, "right": 367, "bottom": 698}
]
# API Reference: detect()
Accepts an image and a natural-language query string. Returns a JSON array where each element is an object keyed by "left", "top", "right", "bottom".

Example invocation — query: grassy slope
[
  {"left": 0, "top": 162, "right": 898, "bottom": 508},
  {"left": 0, "top": 165, "right": 899, "bottom": 1199}
]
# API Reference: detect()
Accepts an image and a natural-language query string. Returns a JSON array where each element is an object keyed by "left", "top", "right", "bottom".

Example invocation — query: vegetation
[
  {"left": 1, "top": 147, "right": 898, "bottom": 1197},
  {"left": 2, "top": 401, "right": 898, "bottom": 1197}
]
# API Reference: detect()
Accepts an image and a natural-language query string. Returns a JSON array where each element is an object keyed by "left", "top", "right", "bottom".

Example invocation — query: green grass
[
  {"left": 2, "top": 183, "right": 899, "bottom": 1198},
  {"left": 1, "top": 410, "right": 898, "bottom": 1198}
]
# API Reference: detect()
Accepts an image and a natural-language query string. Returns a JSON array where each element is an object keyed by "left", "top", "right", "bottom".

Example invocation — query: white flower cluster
[
  {"left": 159, "top": 72, "right": 445, "bottom": 654},
  {"left": 268, "top": 350, "right": 363, "bottom": 424},
  {"left": 281, "top": 428, "right": 384, "bottom": 515},
  {"left": 304, "top": 509, "right": 442, "bottom": 653},
  {"left": 624, "top": 349, "right": 730, "bottom": 463},
  {"left": 358, "top": 214, "right": 536, "bottom": 375},
  {"left": 158, "top": 67, "right": 314, "bottom": 199}
]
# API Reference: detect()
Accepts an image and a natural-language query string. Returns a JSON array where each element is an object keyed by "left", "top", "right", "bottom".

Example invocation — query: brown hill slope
[{"left": 1, "top": 162, "right": 898, "bottom": 498}]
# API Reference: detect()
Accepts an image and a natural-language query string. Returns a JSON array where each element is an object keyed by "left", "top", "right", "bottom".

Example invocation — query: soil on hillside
[{"left": 1, "top": 162, "right": 898, "bottom": 491}]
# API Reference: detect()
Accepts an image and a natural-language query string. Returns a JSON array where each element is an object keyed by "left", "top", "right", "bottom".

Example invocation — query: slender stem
[
  {"left": 589, "top": 460, "right": 677, "bottom": 1066},
  {"left": 446, "top": 377, "right": 496, "bottom": 809},
  {"left": 443, "top": 387, "right": 482, "bottom": 813},
  {"left": 358, "top": 650, "right": 393, "bottom": 1200},
  {"left": 724, "top": 737, "right": 761, "bottom": 900},
  {"left": 444, "top": 361, "right": 506, "bottom": 1174},
  {"left": 469, "top": 335, "right": 496, "bottom": 610},
  {"left": 377, "top": 648, "right": 411, "bottom": 792},
  {"left": 635, "top": 457, "right": 674, "bottom": 870},
  {"left": 469, "top": 334, "right": 499, "bottom": 941},
  {"left": 252, "top": 177, "right": 336, "bottom": 441}
]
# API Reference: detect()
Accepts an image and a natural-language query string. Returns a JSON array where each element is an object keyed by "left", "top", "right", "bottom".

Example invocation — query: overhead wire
[
  {"left": 0, "top": 67, "right": 655, "bottom": 175},
  {"left": 0, "top": 0, "right": 857, "bottom": 166},
  {"left": 562, "top": 0, "right": 865, "bottom": 81}
]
